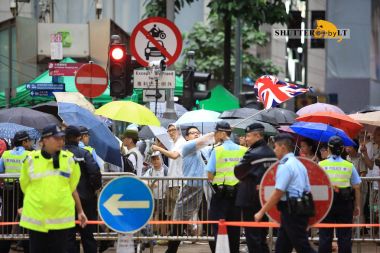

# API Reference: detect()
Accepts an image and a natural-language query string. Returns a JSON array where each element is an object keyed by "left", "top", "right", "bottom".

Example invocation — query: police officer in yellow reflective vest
[
  {"left": 205, "top": 121, "right": 247, "bottom": 253},
  {"left": 318, "top": 136, "right": 361, "bottom": 253},
  {"left": 78, "top": 126, "right": 102, "bottom": 168},
  {"left": 0, "top": 131, "right": 32, "bottom": 252},
  {"left": 20, "top": 125, "right": 88, "bottom": 253}
]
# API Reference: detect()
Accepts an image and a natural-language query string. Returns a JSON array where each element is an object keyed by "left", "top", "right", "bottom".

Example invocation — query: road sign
[
  {"left": 48, "top": 62, "right": 84, "bottom": 76},
  {"left": 50, "top": 33, "right": 63, "bottom": 60},
  {"left": 98, "top": 175, "right": 154, "bottom": 233},
  {"left": 75, "top": 63, "right": 108, "bottom": 98},
  {"left": 26, "top": 83, "right": 65, "bottom": 91},
  {"left": 130, "top": 17, "right": 182, "bottom": 67},
  {"left": 143, "top": 89, "right": 166, "bottom": 102},
  {"left": 133, "top": 70, "right": 175, "bottom": 89},
  {"left": 259, "top": 157, "right": 333, "bottom": 226},
  {"left": 30, "top": 90, "right": 56, "bottom": 97}
]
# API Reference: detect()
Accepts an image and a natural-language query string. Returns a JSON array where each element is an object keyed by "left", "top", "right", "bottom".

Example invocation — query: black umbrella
[
  {"left": 0, "top": 107, "right": 60, "bottom": 130},
  {"left": 220, "top": 108, "right": 278, "bottom": 125},
  {"left": 261, "top": 108, "right": 298, "bottom": 125},
  {"left": 31, "top": 101, "right": 59, "bottom": 119}
]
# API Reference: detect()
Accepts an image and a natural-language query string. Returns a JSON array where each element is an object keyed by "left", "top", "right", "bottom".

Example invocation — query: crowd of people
[{"left": 0, "top": 118, "right": 379, "bottom": 253}]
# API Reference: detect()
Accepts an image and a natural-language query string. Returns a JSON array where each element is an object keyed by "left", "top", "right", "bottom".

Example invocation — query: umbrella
[
  {"left": 175, "top": 109, "right": 221, "bottom": 133},
  {"left": 138, "top": 125, "right": 172, "bottom": 150},
  {"left": 226, "top": 119, "right": 278, "bottom": 136},
  {"left": 158, "top": 117, "right": 176, "bottom": 128},
  {"left": 31, "top": 101, "right": 59, "bottom": 119},
  {"left": 0, "top": 123, "right": 41, "bottom": 140},
  {"left": 220, "top": 108, "right": 278, "bottom": 125},
  {"left": 296, "top": 111, "right": 363, "bottom": 138},
  {"left": 53, "top": 92, "right": 95, "bottom": 112},
  {"left": 290, "top": 122, "right": 356, "bottom": 146},
  {"left": 357, "top": 105, "right": 380, "bottom": 113},
  {"left": 262, "top": 108, "right": 298, "bottom": 125},
  {"left": 349, "top": 111, "right": 380, "bottom": 127},
  {"left": 95, "top": 101, "right": 160, "bottom": 126},
  {"left": 277, "top": 125, "right": 295, "bottom": 134},
  {"left": 0, "top": 107, "right": 60, "bottom": 130},
  {"left": 58, "top": 102, "right": 122, "bottom": 167},
  {"left": 296, "top": 102, "right": 345, "bottom": 116},
  {"left": 146, "top": 102, "right": 188, "bottom": 118}
]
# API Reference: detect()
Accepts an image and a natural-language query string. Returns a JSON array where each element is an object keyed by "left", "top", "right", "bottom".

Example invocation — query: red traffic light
[{"left": 110, "top": 46, "right": 125, "bottom": 61}]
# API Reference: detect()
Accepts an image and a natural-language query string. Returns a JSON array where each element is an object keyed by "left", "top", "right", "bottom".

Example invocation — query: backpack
[{"left": 122, "top": 151, "right": 138, "bottom": 174}]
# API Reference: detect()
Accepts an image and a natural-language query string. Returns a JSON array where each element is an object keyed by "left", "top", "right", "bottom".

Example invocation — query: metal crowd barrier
[{"left": 1, "top": 173, "right": 380, "bottom": 252}]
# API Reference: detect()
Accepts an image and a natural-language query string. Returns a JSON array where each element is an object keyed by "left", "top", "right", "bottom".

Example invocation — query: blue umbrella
[
  {"left": 290, "top": 122, "right": 356, "bottom": 146},
  {"left": 58, "top": 102, "right": 122, "bottom": 167},
  {"left": 0, "top": 123, "right": 41, "bottom": 140}
]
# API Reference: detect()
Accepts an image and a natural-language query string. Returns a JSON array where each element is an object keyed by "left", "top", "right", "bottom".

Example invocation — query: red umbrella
[{"left": 296, "top": 111, "right": 363, "bottom": 138}]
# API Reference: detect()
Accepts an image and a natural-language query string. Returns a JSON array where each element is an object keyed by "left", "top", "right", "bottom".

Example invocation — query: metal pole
[
  {"left": 233, "top": 17, "right": 242, "bottom": 97},
  {"left": 6, "top": 27, "right": 13, "bottom": 108},
  {"left": 155, "top": 79, "right": 158, "bottom": 116},
  {"left": 163, "top": 0, "right": 177, "bottom": 119}
]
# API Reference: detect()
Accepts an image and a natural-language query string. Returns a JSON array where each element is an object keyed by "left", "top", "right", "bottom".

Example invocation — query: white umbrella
[
  {"left": 53, "top": 92, "right": 95, "bottom": 112},
  {"left": 175, "top": 109, "right": 221, "bottom": 133}
]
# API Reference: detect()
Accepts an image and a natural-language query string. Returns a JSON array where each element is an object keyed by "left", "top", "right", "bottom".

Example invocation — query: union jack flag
[{"left": 254, "top": 75, "right": 311, "bottom": 109}]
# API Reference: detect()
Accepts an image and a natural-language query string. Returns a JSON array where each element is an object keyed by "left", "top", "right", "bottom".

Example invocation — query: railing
[{"left": 1, "top": 173, "right": 380, "bottom": 252}]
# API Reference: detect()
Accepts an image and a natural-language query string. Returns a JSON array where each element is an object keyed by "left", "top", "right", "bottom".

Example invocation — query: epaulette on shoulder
[{"left": 279, "top": 157, "right": 289, "bottom": 164}]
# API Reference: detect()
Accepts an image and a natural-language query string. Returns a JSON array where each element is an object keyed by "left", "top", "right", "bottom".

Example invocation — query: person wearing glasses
[
  {"left": 152, "top": 123, "right": 186, "bottom": 221},
  {"left": 205, "top": 121, "right": 247, "bottom": 253}
]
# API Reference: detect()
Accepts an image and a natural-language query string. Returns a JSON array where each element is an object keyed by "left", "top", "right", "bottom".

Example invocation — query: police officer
[
  {"left": 0, "top": 131, "right": 32, "bottom": 252},
  {"left": 255, "top": 133, "right": 316, "bottom": 253},
  {"left": 234, "top": 123, "right": 277, "bottom": 253},
  {"left": 78, "top": 126, "right": 102, "bottom": 168},
  {"left": 318, "top": 136, "right": 361, "bottom": 253},
  {"left": 205, "top": 121, "right": 247, "bottom": 253},
  {"left": 64, "top": 126, "right": 102, "bottom": 253},
  {"left": 20, "top": 125, "right": 87, "bottom": 253}
]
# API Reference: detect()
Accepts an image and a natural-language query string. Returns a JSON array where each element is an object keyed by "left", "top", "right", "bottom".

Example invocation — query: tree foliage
[
  {"left": 181, "top": 15, "right": 281, "bottom": 80},
  {"left": 143, "top": 0, "right": 198, "bottom": 18}
]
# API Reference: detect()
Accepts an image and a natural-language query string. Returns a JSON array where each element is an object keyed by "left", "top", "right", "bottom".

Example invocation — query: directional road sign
[
  {"left": 75, "top": 63, "right": 108, "bottom": 98},
  {"left": 30, "top": 90, "right": 55, "bottom": 97},
  {"left": 259, "top": 157, "right": 333, "bottom": 226},
  {"left": 98, "top": 176, "right": 154, "bottom": 233},
  {"left": 143, "top": 89, "right": 166, "bottom": 102},
  {"left": 48, "top": 62, "right": 84, "bottom": 76},
  {"left": 130, "top": 17, "right": 182, "bottom": 67},
  {"left": 133, "top": 70, "right": 175, "bottom": 89},
  {"left": 26, "top": 83, "right": 65, "bottom": 91}
]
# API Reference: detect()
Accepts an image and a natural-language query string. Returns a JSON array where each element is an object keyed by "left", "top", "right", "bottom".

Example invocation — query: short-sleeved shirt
[
  {"left": 168, "top": 136, "right": 186, "bottom": 187},
  {"left": 205, "top": 139, "right": 241, "bottom": 174},
  {"left": 275, "top": 153, "right": 311, "bottom": 201},
  {"left": 181, "top": 140, "right": 207, "bottom": 187},
  {"left": 324, "top": 156, "right": 361, "bottom": 186}
]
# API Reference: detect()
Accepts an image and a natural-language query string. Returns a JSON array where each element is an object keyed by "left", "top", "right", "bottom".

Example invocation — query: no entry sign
[
  {"left": 130, "top": 17, "right": 182, "bottom": 67},
  {"left": 259, "top": 157, "right": 333, "bottom": 226},
  {"left": 75, "top": 63, "right": 108, "bottom": 98}
]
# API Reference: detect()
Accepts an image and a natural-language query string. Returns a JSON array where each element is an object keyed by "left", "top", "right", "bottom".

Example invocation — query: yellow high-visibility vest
[
  {"left": 83, "top": 146, "right": 94, "bottom": 155},
  {"left": 2, "top": 149, "right": 29, "bottom": 182},
  {"left": 212, "top": 145, "right": 247, "bottom": 186},
  {"left": 20, "top": 150, "right": 80, "bottom": 233},
  {"left": 319, "top": 159, "right": 353, "bottom": 188}
]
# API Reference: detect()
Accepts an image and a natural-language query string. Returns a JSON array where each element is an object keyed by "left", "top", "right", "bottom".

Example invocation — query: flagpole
[{"left": 231, "top": 108, "right": 268, "bottom": 127}]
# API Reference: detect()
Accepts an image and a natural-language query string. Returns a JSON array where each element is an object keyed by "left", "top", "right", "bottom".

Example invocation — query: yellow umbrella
[{"left": 95, "top": 101, "right": 160, "bottom": 126}]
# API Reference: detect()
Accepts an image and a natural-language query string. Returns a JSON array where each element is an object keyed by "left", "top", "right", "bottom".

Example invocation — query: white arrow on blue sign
[{"left": 98, "top": 176, "right": 154, "bottom": 233}]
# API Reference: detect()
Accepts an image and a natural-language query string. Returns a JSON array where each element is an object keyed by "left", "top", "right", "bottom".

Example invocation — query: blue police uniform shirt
[
  {"left": 275, "top": 152, "right": 311, "bottom": 201},
  {"left": 0, "top": 146, "right": 27, "bottom": 173},
  {"left": 205, "top": 139, "right": 241, "bottom": 174},
  {"left": 79, "top": 141, "right": 102, "bottom": 168},
  {"left": 326, "top": 155, "right": 362, "bottom": 185}
]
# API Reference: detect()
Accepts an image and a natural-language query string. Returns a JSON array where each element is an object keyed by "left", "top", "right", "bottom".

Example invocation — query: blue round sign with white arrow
[{"left": 98, "top": 175, "right": 154, "bottom": 233}]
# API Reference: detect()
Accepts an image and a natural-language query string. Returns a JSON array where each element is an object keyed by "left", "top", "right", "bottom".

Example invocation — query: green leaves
[{"left": 143, "top": 0, "right": 199, "bottom": 18}]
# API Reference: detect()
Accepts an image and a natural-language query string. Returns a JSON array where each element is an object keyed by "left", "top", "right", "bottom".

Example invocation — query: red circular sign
[
  {"left": 75, "top": 63, "right": 108, "bottom": 98},
  {"left": 259, "top": 157, "right": 333, "bottom": 226},
  {"left": 130, "top": 17, "right": 182, "bottom": 67}
]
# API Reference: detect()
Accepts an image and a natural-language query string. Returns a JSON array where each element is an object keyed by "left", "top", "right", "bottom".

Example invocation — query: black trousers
[
  {"left": 318, "top": 199, "right": 354, "bottom": 253},
  {"left": 242, "top": 207, "right": 269, "bottom": 253},
  {"left": 276, "top": 202, "right": 316, "bottom": 253},
  {"left": 208, "top": 192, "right": 241, "bottom": 253},
  {"left": 66, "top": 199, "right": 98, "bottom": 253},
  {"left": 29, "top": 228, "right": 70, "bottom": 253}
]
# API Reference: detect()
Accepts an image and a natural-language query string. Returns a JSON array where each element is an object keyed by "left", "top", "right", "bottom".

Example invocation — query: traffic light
[
  {"left": 182, "top": 70, "right": 211, "bottom": 110},
  {"left": 109, "top": 43, "right": 133, "bottom": 98}
]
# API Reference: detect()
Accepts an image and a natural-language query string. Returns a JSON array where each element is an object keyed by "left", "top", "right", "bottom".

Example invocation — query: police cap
[
  {"left": 65, "top": 125, "right": 81, "bottom": 137},
  {"left": 215, "top": 121, "right": 232, "bottom": 132},
  {"left": 328, "top": 135, "right": 344, "bottom": 155},
  {"left": 245, "top": 123, "right": 265, "bottom": 133},
  {"left": 41, "top": 124, "right": 65, "bottom": 138},
  {"left": 79, "top": 126, "right": 89, "bottom": 135},
  {"left": 13, "top": 131, "right": 30, "bottom": 142}
]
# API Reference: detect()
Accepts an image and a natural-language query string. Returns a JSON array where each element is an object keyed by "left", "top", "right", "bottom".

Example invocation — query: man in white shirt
[
  {"left": 361, "top": 128, "right": 380, "bottom": 189},
  {"left": 152, "top": 123, "right": 186, "bottom": 220},
  {"left": 121, "top": 127, "right": 144, "bottom": 177}
]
